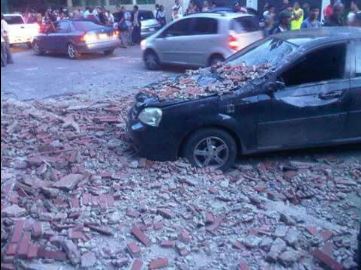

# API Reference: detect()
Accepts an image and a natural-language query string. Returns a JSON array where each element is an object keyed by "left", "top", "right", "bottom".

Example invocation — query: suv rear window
[
  {"left": 4, "top": 15, "right": 24, "bottom": 24},
  {"left": 191, "top": 18, "right": 218, "bottom": 35},
  {"left": 230, "top": 16, "right": 259, "bottom": 33}
]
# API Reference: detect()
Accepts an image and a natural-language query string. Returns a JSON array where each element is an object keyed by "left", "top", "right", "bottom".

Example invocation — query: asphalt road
[{"left": 1, "top": 46, "right": 178, "bottom": 101}]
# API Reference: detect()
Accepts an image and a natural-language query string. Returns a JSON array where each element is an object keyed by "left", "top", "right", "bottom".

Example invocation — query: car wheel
[
  {"left": 209, "top": 55, "right": 225, "bottom": 67},
  {"left": 144, "top": 50, "right": 160, "bottom": 70},
  {"left": 184, "top": 128, "right": 237, "bottom": 171},
  {"left": 104, "top": 49, "right": 115, "bottom": 55},
  {"left": 33, "top": 41, "right": 44, "bottom": 55},
  {"left": 67, "top": 43, "right": 80, "bottom": 59}
]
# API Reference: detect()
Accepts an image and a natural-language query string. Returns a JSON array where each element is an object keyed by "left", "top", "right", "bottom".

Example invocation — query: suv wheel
[
  {"left": 104, "top": 49, "right": 115, "bottom": 55},
  {"left": 144, "top": 50, "right": 160, "bottom": 70},
  {"left": 209, "top": 55, "right": 225, "bottom": 67},
  {"left": 67, "top": 43, "right": 80, "bottom": 59},
  {"left": 184, "top": 128, "right": 237, "bottom": 171}
]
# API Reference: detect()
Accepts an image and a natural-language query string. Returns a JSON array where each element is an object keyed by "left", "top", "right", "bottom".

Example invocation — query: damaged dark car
[{"left": 127, "top": 27, "right": 361, "bottom": 171}]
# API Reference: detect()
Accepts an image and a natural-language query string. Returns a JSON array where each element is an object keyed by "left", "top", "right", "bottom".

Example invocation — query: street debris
[
  {"left": 140, "top": 63, "right": 271, "bottom": 100},
  {"left": 1, "top": 93, "right": 360, "bottom": 270}
]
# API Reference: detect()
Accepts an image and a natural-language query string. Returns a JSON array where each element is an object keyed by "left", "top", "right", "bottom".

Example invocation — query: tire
[
  {"left": 104, "top": 49, "right": 115, "bottom": 55},
  {"left": 33, "top": 41, "right": 44, "bottom": 55},
  {"left": 67, "top": 43, "right": 81, "bottom": 59},
  {"left": 209, "top": 54, "right": 225, "bottom": 67},
  {"left": 184, "top": 128, "right": 237, "bottom": 171},
  {"left": 144, "top": 50, "right": 160, "bottom": 70}
]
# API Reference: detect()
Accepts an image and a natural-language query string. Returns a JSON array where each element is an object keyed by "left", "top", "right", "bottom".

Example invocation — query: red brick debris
[{"left": 0, "top": 90, "right": 360, "bottom": 269}]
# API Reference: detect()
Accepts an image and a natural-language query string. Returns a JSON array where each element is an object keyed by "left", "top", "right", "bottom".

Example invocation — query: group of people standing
[{"left": 262, "top": 0, "right": 361, "bottom": 36}]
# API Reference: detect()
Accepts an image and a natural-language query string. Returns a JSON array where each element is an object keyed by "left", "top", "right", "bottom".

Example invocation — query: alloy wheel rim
[
  {"left": 68, "top": 45, "right": 75, "bottom": 58},
  {"left": 33, "top": 43, "right": 40, "bottom": 53},
  {"left": 193, "top": 136, "right": 229, "bottom": 168}
]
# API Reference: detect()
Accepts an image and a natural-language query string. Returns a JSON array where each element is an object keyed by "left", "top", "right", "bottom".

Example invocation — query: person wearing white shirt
[
  {"left": 1, "top": 14, "right": 13, "bottom": 66},
  {"left": 172, "top": 0, "right": 183, "bottom": 20}
]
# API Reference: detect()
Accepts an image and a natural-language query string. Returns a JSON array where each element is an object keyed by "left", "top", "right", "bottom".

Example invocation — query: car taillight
[
  {"left": 113, "top": 31, "right": 119, "bottom": 38},
  {"left": 228, "top": 32, "right": 239, "bottom": 51}
]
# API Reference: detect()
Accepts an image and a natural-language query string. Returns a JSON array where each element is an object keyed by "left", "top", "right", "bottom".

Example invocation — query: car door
[
  {"left": 51, "top": 21, "right": 71, "bottom": 52},
  {"left": 343, "top": 39, "right": 361, "bottom": 140},
  {"left": 184, "top": 17, "right": 219, "bottom": 66},
  {"left": 154, "top": 18, "right": 192, "bottom": 64},
  {"left": 256, "top": 42, "right": 350, "bottom": 149}
]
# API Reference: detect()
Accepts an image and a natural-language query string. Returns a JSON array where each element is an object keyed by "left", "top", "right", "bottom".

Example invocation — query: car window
[
  {"left": 72, "top": 21, "right": 103, "bottom": 31},
  {"left": 161, "top": 19, "right": 192, "bottom": 37},
  {"left": 56, "top": 21, "right": 70, "bottom": 33},
  {"left": 230, "top": 16, "right": 259, "bottom": 33},
  {"left": 280, "top": 43, "right": 347, "bottom": 87},
  {"left": 139, "top": 11, "right": 154, "bottom": 20},
  {"left": 191, "top": 18, "right": 218, "bottom": 35},
  {"left": 228, "top": 38, "right": 297, "bottom": 67},
  {"left": 4, "top": 15, "right": 24, "bottom": 24}
]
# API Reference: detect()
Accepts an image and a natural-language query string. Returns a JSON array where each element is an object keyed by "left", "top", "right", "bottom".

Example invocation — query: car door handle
[{"left": 318, "top": 91, "right": 343, "bottom": 100}]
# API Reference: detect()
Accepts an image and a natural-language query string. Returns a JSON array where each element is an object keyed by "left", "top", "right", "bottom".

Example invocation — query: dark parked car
[
  {"left": 32, "top": 20, "right": 120, "bottom": 59},
  {"left": 128, "top": 27, "right": 361, "bottom": 170}
]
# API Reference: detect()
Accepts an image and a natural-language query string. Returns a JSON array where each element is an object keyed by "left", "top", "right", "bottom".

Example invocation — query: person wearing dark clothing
[
  {"left": 301, "top": 5, "right": 321, "bottom": 28},
  {"left": 98, "top": 10, "right": 107, "bottom": 25},
  {"left": 272, "top": 10, "right": 291, "bottom": 34},
  {"left": 131, "top": 5, "right": 141, "bottom": 45},
  {"left": 324, "top": 2, "right": 346, "bottom": 26}
]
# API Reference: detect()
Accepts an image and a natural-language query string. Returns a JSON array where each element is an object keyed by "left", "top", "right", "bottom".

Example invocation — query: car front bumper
[
  {"left": 77, "top": 39, "right": 120, "bottom": 53},
  {"left": 8, "top": 35, "right": 33, "bottom": 44},
  {"left": 127, "top": 112, "right": 179, "bottom": 162}
]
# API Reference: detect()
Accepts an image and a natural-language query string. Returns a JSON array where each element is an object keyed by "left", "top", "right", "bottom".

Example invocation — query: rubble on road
[
  {"left": 1, "top": 94, "right": 360, "bottom": 270},
  {"left": 140, "top": 63, "right": 271, "bottom": 100}
]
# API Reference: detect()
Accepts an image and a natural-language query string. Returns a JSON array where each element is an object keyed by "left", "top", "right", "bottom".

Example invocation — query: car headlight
[
  {"left": 138, "top": 107, "right": 162, "bottom": 127},
  {"left": 140, "top": 39, "right": 147, "bottom": 50}
]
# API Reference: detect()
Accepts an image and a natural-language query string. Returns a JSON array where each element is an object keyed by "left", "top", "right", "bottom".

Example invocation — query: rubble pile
[
  {"left": 1, "top": 94, "right": 360, "bottom": 270},
  {"left": 140, "top": 64, "right": 271, "bottom": 100}
]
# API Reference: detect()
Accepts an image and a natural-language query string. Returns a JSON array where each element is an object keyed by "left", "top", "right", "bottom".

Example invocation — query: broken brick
[
  {"left": 149, "top": 258, "right": 168, "bottom": 269},
  {"left": 157, "top": 208, "right": 173, "bottom": 219},
  {"left": 312, "top": 249, "right": 344, "bottom": 270},
  {"left": 160, "top": 240, "right": 175, "bottom": 248},
  {"left": 131, "top": 226, "right": 150, "bottom": 247},
  {"left": 131, "top": 259, "right": 143, "bottom": 270},
  {"left": 127, "top": 242, "right": 141, "bottom": 257}
]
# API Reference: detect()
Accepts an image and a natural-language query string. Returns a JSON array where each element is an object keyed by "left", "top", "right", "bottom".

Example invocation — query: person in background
[
  {"left": 301, "top": 5, "right": 321, "bottom": 28},
  {"left": 124, "top": 8, "right": 133, "bottom": 45},
  {"left": 351, "top": 11, "right": 361, "bottom": 26},
  {"left": 106, "top": 10, "right": 114, "bottom": 25},
  {"left": 131, "top": 5, "right": 141, "bottom": 45},
  {"left": 280, "top": 0, "right": 292, "bottom": 12},
  {"left": 83, "top": 7, "right": 90, "bottom": 18},
  {"left": 172, "top": 0, "right": 183, "bottom": 20},
  {"left": 273, "top": 10, "right": 291, "bottom": 34},
  {"left": 186, "top": 1, "right": 199, "bottom": 15},
  {"left": 154, "top": 4, "right": 160, "bottom": 18},
  {"left": 324, "top": 2, "right": 346, "bottom": 26},
  {"left": 98, "top": 8, "right": 108, "bottom": 25},
  {"left": 1, "top": 14, "right": 13, "bottom": 66},
  {"left": 323, "top": 0, "right": 335, "bottom": 21},
  {"left": 290, "top": 1, "right": 304, "bottom": 30},
  {"left": 202, "top": 1, "right": 210, "bottom": 12},
  {"left": 263, "top": 4, "right": 275, "bottom": 21},
  {"left": 303, "top": 2, "right": 310, "bottom": 20},
  {"left": 263, "top": 11, "right": 275, "bottom": 36},
  {"left": 156, "top": 5, "right": 166, "bottom": 27},
  {"left": 347, "top": 0, "right": 360, "bottom": 26},
  {"left": 118, "top": 6, "right": 128, "bottom": 48}
]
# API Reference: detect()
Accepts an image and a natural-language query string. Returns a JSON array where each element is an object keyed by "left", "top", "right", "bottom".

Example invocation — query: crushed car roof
[{"left": 274, "top": 27, "right": 361, "bottom": 49}]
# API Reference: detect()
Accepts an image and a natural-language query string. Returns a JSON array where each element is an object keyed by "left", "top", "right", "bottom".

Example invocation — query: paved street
[{"left": 1, "top": 46, "right": 178, "bottom": 101}]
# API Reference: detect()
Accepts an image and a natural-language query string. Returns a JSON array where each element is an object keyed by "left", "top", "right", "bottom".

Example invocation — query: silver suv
[{"left": 141, "top": 12, "right": 263, "bottom": 70}]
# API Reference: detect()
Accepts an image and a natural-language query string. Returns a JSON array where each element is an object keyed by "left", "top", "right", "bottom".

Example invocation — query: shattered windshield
[{"left": 227, "top": 38, "right": 298, "bottom": 67}]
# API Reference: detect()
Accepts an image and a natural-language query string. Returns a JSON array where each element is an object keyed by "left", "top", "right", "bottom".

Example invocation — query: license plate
[{"left": 99, "top": 33, "right": 108, "bottom": 40}]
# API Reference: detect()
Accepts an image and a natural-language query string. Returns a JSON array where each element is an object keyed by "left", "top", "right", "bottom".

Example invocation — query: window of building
[
  {"left": 280, "top": 43, "right": 346, "bottom": 87},
  {"left": 110, "top": 0, "right": 133, "bottom": 5},
  {"left": 137, "top": 0, "right": 155, "bottom": 4}
]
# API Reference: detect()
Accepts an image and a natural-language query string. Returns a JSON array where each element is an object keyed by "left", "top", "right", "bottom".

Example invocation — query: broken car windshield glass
[{"left": 228, "top": 38, "right": 298, "bottom": 67}]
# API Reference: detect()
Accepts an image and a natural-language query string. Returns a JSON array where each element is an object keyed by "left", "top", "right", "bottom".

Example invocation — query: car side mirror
[{"left": 263, "top": 81, "right": 285, "bottom": 97}]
